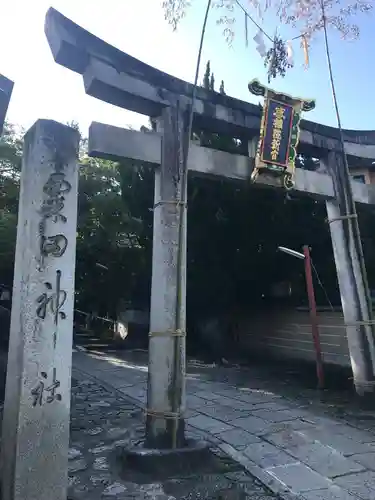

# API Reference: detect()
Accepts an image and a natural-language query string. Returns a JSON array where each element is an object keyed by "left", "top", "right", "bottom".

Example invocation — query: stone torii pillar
[
  {"left": 129, "top": 105, "right": 189, "bottom": 448},
  {"left": 1, "top": 120, "right": 80, "bottom": 500},
  {"left": 89, "top": 103, "right": 189, "bottom": 448},
  {"left": 324, "top": 152, "right": 375, "bottom": 394}
]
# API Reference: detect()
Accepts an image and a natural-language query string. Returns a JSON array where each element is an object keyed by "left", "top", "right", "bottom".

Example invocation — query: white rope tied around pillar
[
  {"left": 326, "top": 213, "right": 358, "bottom": 224},
  {"left": 145, "top": 408, "right": 183, "bottom": 420},
  {"left": 153, "top": 200, "right": 187, "bottom": 209},
  {"left": 148, "top": 330, "right": 186, "bottom": 338}
]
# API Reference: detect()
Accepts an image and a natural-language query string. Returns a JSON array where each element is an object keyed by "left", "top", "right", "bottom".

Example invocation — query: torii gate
[{"left": 45, "top": 8, "right": 375, "bottom": 448}]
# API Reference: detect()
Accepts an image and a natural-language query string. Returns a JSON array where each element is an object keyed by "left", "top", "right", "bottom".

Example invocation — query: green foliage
[
  {"left": 0, "top": 211, "right": 17, "bottom": 284},
  {"left": 0, "top": 123, "right": 22, "bottom": 286},
  {"left": 0, "top": 123, "right": 22, "bottom": 213},
  {"left": 203, "top": 60, "right": 211, "bottom": 90},
  {"left": 74, "top": 141, "right": 153, "bottom": 316}
]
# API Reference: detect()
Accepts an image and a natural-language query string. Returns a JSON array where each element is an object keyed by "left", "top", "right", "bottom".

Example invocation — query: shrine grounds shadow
[{"left": 87, "top": 346, "right": 375, "bottom": 420}]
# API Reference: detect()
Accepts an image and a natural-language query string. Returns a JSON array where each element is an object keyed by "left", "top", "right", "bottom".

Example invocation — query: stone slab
[
  {"left": 117, "top": 386, "right": 146, "bottom": 402},
  {"left": 248, "top": 402, "right": 292, "bottom": 413},
  {"left": 194, "top": 391, "right": 222, "bottom": 401},
  {"left": 243, "top": 441, "right": 297, "bottom": 469},
  {"left": 187, "top": 415, "right": 233, "bottom": 434},
  {"left": 299, "top": 415, "right": 342, "bottom": 427},
  {"left": 234, "top": 418, "right": 314, "bottom": 438},
  {"left": 198, "top": 404, "right": 251, "bottom": 422},
  {"left": 335, "top": 471, "right": 375, "bottom": 499},
  {"left": 265, "top": 429, "right": 314, "bottom": 449},
  {"left": 186, "top": 395, "right": 216, "bottom": 409},
  {"left": 336, "top": 425, "right": 375, "bottom": 444},
  {"left": 285, "top": 442, "right": 365, "bottom": 478},
  {"left": 219, "top": 442, "right": 302, "bottom": 500},
  {"left": 216, "top": 429, "right": 262, "bottom": 448},
  {"left": 301, "top": 485, "right": 363, "bottom": 499},
  {"left": 212, "top": 389, "right": 281, "bottom": 405},
  {"left": 198, "top": 394, "right": 251, "bottom": 411},
  {"left": 351, "top": 452, "right": 375, "bottom": 470},
  {"left": 302, "top": 426, "right": 375, "bottom": 456},
  {"left": 229, "top": 415, "right": 271, "bottom": 434},
  {"left": 246, "top": 401, "right": 290, "bottom": 411},
  {"left": 259, "top": 420, "right": 315, "bottom": 437},
  {"left": 99, "top": 376, "right": 144, "bottom": 389},
  {"left": 266, "top": 462, "right": 332, "bottom": 494},
  {"left": 251, "top": 409, "right": 301, "bottom": 423}
]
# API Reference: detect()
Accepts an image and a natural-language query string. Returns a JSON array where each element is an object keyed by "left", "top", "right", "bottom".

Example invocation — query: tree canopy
[
  {"left": 163, "top": 0, "right": 372, "bottom": 40},
  {"left": 162, "top": 0, "right": 372, "bottom": 81}
]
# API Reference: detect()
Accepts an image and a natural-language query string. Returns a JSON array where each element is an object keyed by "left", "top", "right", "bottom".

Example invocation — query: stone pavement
[
  {"left": 68, "top": 362, "right": 277, "bottom": 499},
  {"left": 72, "top": 348, "right": 375, "bottom": 500}
]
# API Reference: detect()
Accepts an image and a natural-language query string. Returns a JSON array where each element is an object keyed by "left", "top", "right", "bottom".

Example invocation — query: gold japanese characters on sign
[
  {"left": 271, "top": 105, "right": 286, "bottom": 161},
  {"left": 248, "top": 79, "right": 315, "bottom": 189}
]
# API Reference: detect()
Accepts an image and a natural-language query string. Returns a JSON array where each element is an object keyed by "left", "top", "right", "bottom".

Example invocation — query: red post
[{"left": 303, "top": 245, "right": 325, "bottom": 389}]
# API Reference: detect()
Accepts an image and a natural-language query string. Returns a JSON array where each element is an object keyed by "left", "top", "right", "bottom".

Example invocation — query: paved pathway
[
  {"left": 69, "top": 363, "right": 277, "bottom": 499},
  {"left": 73, "top": 348, "right": 375, "bottom": 500}
]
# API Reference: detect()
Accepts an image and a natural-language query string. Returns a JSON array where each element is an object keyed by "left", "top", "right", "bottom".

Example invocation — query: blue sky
[{"left": 1, "top": 0, "right": 374, "bottom": 137}]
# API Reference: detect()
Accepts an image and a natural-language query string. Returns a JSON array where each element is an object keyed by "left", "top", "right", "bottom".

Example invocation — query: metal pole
[
  {"left": 171, "top": 0, "right": 212, "bottom": 449},
  {"left": 303, "top": 245, "right": 325, "bottom": 389}
]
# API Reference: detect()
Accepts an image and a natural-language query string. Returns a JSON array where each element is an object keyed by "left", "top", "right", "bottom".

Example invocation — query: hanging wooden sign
[{"left": 248, "top": 79, "right": 315, "bottom": 189}]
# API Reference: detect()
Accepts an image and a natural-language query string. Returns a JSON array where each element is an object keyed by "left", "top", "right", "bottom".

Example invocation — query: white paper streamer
[
  {"left": 286, "top": 40, "right": 294, "bottom": 66},
  {"left": 253, "top": 30, "right": 267, "bottom": 57}
]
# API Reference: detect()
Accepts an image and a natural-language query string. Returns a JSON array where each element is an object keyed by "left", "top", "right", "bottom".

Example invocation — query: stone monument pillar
[{"left": 1, "top": 120, "right": 80, "bottom": 500}]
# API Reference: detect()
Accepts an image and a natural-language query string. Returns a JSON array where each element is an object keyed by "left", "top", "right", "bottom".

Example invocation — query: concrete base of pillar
[
  {"left": 354, "top": 378, "right": 375, "bottom": 396},
  {"left": 118, "top": 439, "right": 210, "bottom": 476}
]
